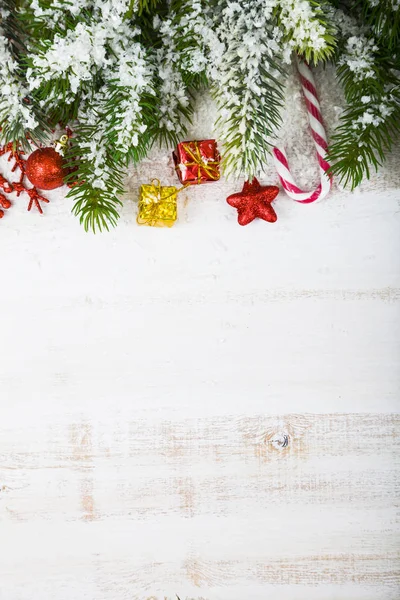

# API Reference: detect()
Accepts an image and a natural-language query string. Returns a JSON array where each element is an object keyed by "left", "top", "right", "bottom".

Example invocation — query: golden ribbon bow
[{"left": 181, "top": 142, "right": 220, "bottom": 184}]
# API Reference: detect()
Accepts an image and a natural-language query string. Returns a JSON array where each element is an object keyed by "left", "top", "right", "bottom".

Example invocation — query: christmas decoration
[
  {"left": 0, "top": 194, "right": 11, "bottom": 218},
  {"left": 173, "top": 140, "right": 220, "bottom": 185},
  {"left": 0, "top": 1, "right": 399, "bottom": 230},
  {"left": 0, "top": 142, "right": 26, "bottom": 179},
  {"left": 273, "top": 57, "right": 332, "bottom": 204},
  {"left": 0, "top": 173, "right": 13, "bottom": 195},
  {"left": 25, "top": 146, "right": 67, "bottom": 190},
  {"left": 226, "top": 179, "right": 279, "bottom": 226},
  {"left": 137, "top": 179, "right": 178, "bottom": 227},
  {"left": 13, "top": 182, "right": 50, "bottom": 213},
  {"left": 0, "top": 142, "right": 51, "bottom": 217}
]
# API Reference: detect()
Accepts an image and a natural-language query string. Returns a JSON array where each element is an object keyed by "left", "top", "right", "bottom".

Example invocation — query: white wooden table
[{"left": 1, "top": 78, "right": 400, "bottom": 599}]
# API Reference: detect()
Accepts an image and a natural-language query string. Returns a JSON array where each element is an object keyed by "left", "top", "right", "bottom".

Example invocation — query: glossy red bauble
[{"left": 25, "top": 147, "right": 67, "bottom": 190}]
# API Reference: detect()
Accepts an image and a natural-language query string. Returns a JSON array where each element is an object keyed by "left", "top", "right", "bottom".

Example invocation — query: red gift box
[{"left": 173, "top": 140, "right": 220, "bottom": 185}]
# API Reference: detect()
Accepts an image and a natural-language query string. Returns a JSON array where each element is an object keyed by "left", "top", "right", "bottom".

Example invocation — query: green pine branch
[
  {"left": 164, "top": 0, "right": 211, "bottom": 80},
  {"left": 276, "top": 0, "right": 337, "bottom": 65},
  {"left": 20, "top": 3, "right": 99, "bottom": 127},
  {"left": 214, "top": 63, "right": 286, "bottom": 180},
  {"left": 358, "top": 0, "right": 400, "bottom": 53},
  {"left": 142, "top": 1, "right": 207, "bottom": 149},
  {"left": 64, "top": 133, "right": 125, "bottom": 233},
  {"left": 328, "top": 90, "right": 400, "bottom": 189},
  {"left": 0, "top": 0, "right": 50, "bottom": 147},
  {"left": 328, "top": 30, "right": 400, "bottom": 189},
  {"left": 65, "top": 77, "right": 158, "bottom": 231},
  {"left": 126, "top": 0, "right": 160, "bottom": 19}
]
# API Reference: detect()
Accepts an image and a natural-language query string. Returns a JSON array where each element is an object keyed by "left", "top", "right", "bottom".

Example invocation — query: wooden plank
[{"left": 1, "top": 414, "right": 399, "bottom": 598}]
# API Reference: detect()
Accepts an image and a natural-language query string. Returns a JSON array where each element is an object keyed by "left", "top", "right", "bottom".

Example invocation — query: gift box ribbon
[
  {"left": 180, "top": 142, "right": 220, "bottom": 184},
  {"left": 139, "top": 179, "right": 188, "bottom": 226}
]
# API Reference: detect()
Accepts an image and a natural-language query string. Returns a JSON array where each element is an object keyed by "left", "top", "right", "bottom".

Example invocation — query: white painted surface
[{"left": 1, "top": 76, "right": 400, "bottom": 599}]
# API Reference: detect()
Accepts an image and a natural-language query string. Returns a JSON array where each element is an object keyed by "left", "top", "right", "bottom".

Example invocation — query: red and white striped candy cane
[{"left": 273, "top": 56, "right": 332, "bottom": 204}]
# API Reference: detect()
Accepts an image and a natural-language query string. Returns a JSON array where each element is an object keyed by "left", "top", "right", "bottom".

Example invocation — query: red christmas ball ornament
[{"left": 25, "top": 147, "right": 68, "bottom": 190}]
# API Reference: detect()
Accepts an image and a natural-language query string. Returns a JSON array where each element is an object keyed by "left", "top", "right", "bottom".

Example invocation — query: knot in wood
[{"left": 270, "top": 432, "right": 290, "bottom": 451}]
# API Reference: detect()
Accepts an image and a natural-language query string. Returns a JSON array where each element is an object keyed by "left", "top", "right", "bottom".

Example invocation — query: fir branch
[
  {"left": 0, "top": 1, "right": 49, "bottom": 147},
  {"left": 65, "top": 80, "right": 156, "bottom": 231},
  {"left": 126, "top": 0, "right": 160, "bottom": 18},
  {"left": 358, "top": 0, "right": 400, "bottom": 53},
  {"left": 214, "top": 67, "right": 286, "bottom": 180},
  {"left": 328, "top": 10, "right": 400, "bottom": 188},
  {"left": 328, "top": 83, "right": 400, "bottom": 188},
  {"left": 69, "top": 184, "right": 123, "bottom": 233},
  {"left": 149, "top": 5, "right": 206, "bottom": 147},
  {"left": 161, "top": 0, "right": 214, "bottom": 82},
  {"left": 148, "top": 57, "right": 194, "bottom": 148},
  {"left": 211, "top": 1, "right": 286, "bottom": 180},
  {"left": 63, "top": 30, "right": 156, "bottom": 231},
  {"left": 64, "top": 127, "right": 125, "bottom": 233},
  {"left": 19, "top": 2, "right": 98, "bottom": 127},
  {"left": 276, "top": 0, "right": 337, "bottom": 64}
]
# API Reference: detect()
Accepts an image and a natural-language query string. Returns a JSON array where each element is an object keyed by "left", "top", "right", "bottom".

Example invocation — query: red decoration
[
  {"left": 25, "top": 147, "right": 67, "bottom": 190},
  {"left": 0, "top": 142, "right": 51, "bottom": 219},
  {"left": 0, "top": 194, "right": 12, "bottom": 210},
  {"left": 173, "top": 139, "right": 220, "bottom": 185},
  {"left": 0, "top": 173, "right": 13, "bottom": 194},
  {"left": 0, "top": 193, "right": 11, "bottom": 218},
  {"left": 12, "top": 181, "right": 49, "bottom": 213},
  {"left": 226, "top": 178, "right": 280, "bottom": 226}
]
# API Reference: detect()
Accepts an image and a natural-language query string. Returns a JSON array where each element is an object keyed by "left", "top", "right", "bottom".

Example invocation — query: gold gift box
[{"left": 137, "top": 183, "right": 177, "bottom": 227}]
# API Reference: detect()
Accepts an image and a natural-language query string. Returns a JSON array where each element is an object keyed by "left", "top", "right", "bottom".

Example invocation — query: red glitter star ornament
[{"left": 226, "top": 178, "right": 280, "bottom": 225}]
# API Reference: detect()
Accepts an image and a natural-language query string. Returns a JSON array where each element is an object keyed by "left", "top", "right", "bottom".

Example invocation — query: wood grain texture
[
  {"left": 1, "top": 186, "right": 400, "bottom": 599},
  {"left": 1, "top": 414, "right": 399, "bottom": 599},
  {"left": 1, "top": 185, "right": 399, "bottom": 599}
]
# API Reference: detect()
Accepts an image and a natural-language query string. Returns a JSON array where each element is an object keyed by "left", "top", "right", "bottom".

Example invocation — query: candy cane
[{"left": 273, "top": 56, "right": 332, "bottom": 204}]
